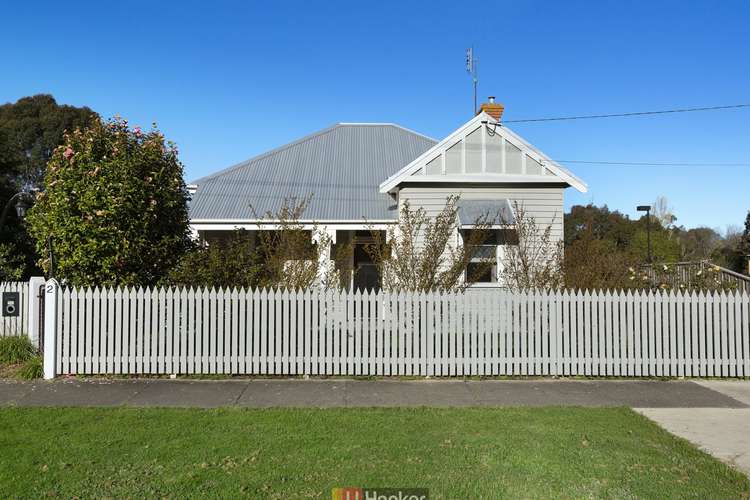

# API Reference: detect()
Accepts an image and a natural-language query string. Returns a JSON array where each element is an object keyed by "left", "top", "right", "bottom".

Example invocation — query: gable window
[
  {"left": 425, "top": 155, "right": 442, "bottom": 175},
  {"left": 505, "top": 141, "right": 523, "bottom": 174},
  {"left": 445, "top": 141, "right": 462, "bottom": 174},
  {"left": 486, "top": 132, "right": 503, "bottom": 173},
  {"left": 465, "top": 127, "right": 482, "bottom": 173},
  {"left": 526, "top": 154, "right": 543, "bottom": 175}
]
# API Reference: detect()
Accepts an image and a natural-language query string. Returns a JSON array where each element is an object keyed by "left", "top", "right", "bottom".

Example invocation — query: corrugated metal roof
[
  {"left": 189, "top": 124, "right": 436, "bottom": 222},
  {"left": 457, "top": 199, "right": 515, "bottom": 225}
]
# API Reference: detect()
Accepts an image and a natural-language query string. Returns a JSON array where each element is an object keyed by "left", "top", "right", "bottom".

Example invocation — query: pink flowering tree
[{"left": 26, "top": 117, "right": 193, "bottom": 286}]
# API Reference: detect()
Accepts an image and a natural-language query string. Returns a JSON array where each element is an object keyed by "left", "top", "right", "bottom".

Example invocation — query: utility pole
[{"left": 466, "top": 47, "right": 478, "bottom": 114}]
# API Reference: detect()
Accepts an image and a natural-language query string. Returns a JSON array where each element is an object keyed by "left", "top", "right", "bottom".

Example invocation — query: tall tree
[
  {"left": 0, "top": 128, "right": 26, "bottom": 279},
  {"left": 652, "top": 195, "right": 677, "bottom": 228},
  {"left": 0, "top": 94, "right": 97, "bottom": 187},
  {"left": 0, "top": 95, "right": 97, "bottom": 279},
  {"left": 564, "top": 204, "right": 634, "bottom": 248},
  {"left": 26, "top": 117, "right": 192, "bottom": 286},
  {"left": 741, "top": 211, "right": 750, "bottom": 273},
  {"left": 677, "top": 227, "right": 722, "bottom": 261}
]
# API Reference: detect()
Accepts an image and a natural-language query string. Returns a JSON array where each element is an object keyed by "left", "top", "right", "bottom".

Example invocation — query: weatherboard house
[{"left": 187, "top": 99, "right": 587, "bottom": 290}]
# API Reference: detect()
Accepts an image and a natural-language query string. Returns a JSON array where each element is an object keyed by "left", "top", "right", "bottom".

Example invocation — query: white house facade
[{"left": 188, "top": 99, "right": 587, "bottom": 290}]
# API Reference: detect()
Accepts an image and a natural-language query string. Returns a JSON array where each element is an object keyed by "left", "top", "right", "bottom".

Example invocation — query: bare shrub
[
  {"left": 365, "top": 195, "right": 495, "bottom": 292},
  {"left": 252, "top": 197, "right": 352, "bottom": 290},
  {"left": 499, "top": 202, "right": 564, "bottom": 291}
]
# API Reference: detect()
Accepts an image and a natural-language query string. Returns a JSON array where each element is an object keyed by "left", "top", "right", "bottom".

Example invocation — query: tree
[
  {"left": 677, "top": 227, "right": 722, "bottom": 261},
  {"left": 564, "top": 204, "right": 634, "bottom": 248},
  {"left": 0, "top": 94, "right": 97, "bottom": 187},
  {"left": 652, "top": 195, "right": 677, "bottom": 228},
  {"left": 629, "top": 226, "right": 681, "bottom": 262},
  {"left": 742, "top": 212, "right": 750, "bottom": 256},
  {"left": 26, "top": 117, "right": 192, "bottom": 287},
  {"left": 0, "top": 128, "right": 26, "bottom": 280},
  {"left": 365, "top": 196, "right": 494, "bottom": 292},
  {"left": 565, "top": 203, "right": 682, "bottom": 264},
  {"left": 564, "top": 232, "right": 637, "bottom": 291},
  {"left": 0, "top": 95, "right": 97, "bottom": 279}
]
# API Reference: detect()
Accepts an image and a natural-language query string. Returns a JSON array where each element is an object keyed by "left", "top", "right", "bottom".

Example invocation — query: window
[
  {"left": 425, "top": 155, "right": 442, "bottom": 175},
  {"left": 486, "top": 133, "right": 503, "bottom": 173},
  {"left": 465, "top": 127, "right": 482, "bottom": 173},
  {"left": 461, "top": 229, "right": 519, "bottom": 285},
  {"left": 467, "top": 262, "right": 496, "bottom": 283},
  {"left": 526, "top": 155, "right": 543, "bottom": 175},
  {"left": 445, "top": 141, "right": 462, "bottom": 174},
  {"left": 505, "top": 140, "right": 523, "bottom": 174}
]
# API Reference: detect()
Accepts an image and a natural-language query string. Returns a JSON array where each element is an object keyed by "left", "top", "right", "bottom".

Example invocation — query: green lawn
[{"left": 0, "top": 407, "right": 748, "bottom": 498}]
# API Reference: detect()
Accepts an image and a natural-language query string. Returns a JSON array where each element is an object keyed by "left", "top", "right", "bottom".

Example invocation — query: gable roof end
[{"left": 378, "top": 112, "right": 588, "bottom": 193}]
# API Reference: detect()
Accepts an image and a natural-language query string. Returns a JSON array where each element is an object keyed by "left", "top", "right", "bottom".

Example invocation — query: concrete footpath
[
  {"left": 0, "top": 378, "right": 746, "bottom": 409},
  {"left": 2, "top": 378, "right": 749, "bottom": 476}
]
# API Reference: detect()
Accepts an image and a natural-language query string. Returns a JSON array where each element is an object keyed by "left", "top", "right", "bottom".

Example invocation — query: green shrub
[
  {"left": 0, "top": 336, "right": 36, "bottom": 364},
  {"left": 16, "top": 355, "right": 42, "bottom": 379},
  {"left": 26, "top": 116, "right": 193, "bottom": 287}
]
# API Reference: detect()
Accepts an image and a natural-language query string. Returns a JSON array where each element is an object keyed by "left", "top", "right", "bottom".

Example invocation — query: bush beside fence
[{"left": 43, "top": 283, "right": 750, "bottom": 379}]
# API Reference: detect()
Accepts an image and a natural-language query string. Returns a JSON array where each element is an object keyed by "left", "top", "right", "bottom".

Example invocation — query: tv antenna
[{"left": 465, "top": 47, "right": 478, "bottom": 114}]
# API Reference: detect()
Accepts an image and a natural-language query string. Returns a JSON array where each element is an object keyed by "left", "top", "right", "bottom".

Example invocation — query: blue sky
[{"left": 2, "top": 1, "right": 748, "bottom": 231}]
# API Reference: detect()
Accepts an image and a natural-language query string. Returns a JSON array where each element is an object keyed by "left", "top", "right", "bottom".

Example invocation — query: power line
[
  {"left": 553, "top": 160, "right": 750, "bottom": 167},
  {"left": 501, "top": 103, "right": 750, "bottom": 123}
]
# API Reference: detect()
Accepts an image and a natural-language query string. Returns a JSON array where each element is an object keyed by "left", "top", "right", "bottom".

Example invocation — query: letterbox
[{"left": 2, "top": 292, "right": 20, "bottom": 317}]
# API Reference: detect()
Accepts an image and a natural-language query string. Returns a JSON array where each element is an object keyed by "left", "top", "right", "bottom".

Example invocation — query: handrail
[
  {"left": 641, "top": 260, "right": 750, "bottom": 292},
  {"left": 645, "top": 260, "right": 750, "bottom": 281}
]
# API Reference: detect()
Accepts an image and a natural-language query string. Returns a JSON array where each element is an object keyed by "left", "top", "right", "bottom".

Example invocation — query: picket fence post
[
  {"left": 42, "top": 279, "right": 60, "bottom": 380},
  {"left": 27, "top": 276, "right": 45, "bottom": 348}
]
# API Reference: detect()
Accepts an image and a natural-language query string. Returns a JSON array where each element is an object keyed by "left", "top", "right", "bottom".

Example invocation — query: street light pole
[{"left": 637, "top": 205, "right": 652, "bottom": 263}]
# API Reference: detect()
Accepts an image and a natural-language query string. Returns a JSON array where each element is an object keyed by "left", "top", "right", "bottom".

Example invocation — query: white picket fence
[
  {"left": 0, "top": 281, "right": 29, "bottom": 337},
  {"left": 42, "top": 282, "right": 750, "bottom": 379}
]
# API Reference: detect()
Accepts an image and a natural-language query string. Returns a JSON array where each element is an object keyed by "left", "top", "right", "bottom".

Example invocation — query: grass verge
[{"left": 0, "top": 407, "right": 748, "bottom": 498}]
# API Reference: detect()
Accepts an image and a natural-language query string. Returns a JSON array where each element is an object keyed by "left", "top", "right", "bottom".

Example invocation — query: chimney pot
[{"left": 488, "top": 96, "right": 495, "bottom": 103}]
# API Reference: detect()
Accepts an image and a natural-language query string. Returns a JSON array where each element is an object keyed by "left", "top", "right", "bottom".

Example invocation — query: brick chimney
[{"left": 478, "top": 96, "right": 504, "bottom": 122}]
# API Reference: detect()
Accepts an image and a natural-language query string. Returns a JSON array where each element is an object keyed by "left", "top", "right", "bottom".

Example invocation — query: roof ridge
[
  {"left": 190, "top": 123, "right": 436, "bottom": 185},
  {"left": 336, "top": 122, "right": 437, "bottom": 142}
]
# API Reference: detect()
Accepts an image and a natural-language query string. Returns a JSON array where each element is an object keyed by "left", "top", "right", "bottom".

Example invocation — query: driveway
[{"left": 636, "top": 380, "right": 750, "bottom": 476}]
